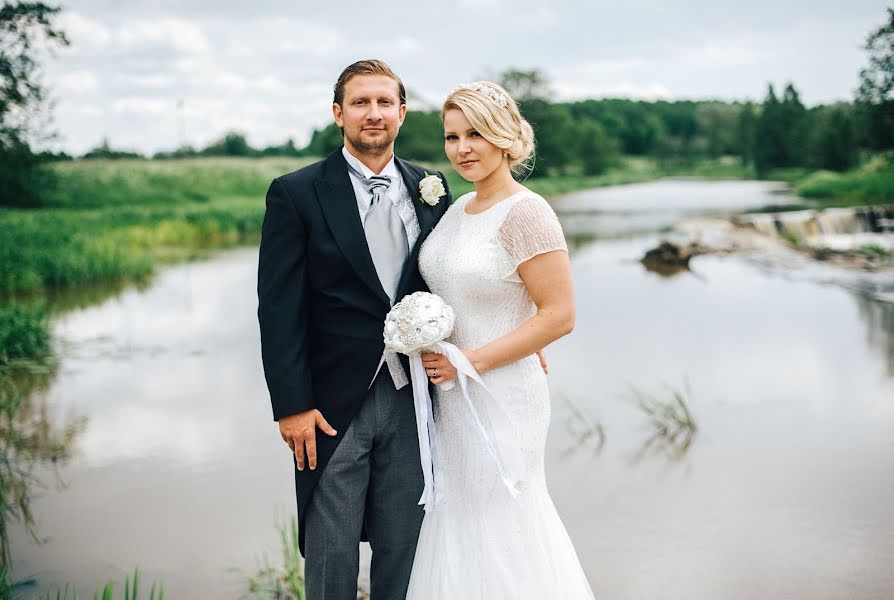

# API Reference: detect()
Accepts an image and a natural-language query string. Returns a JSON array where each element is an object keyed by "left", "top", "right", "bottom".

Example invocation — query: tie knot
[{"left": 366, "top": 175, "right": 391, "bottom": 194}]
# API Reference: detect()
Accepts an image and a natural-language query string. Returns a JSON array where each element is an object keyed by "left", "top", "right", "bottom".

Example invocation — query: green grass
[
  {"left": 628, "top": 380, "right": 698, "bottom": 462},
  {"left": 0, "top": 305, "right": 50, "bottom": 364},
  {"left": 791, "top": 154, "right": 894, "bottom": 207},
  {"left": 41, "top": 157, "right": 304, "bottom": 208},
  {"left": 246, "top": 518, "right": 305, "bottom": 600},
  {"left": 5, "top": 568, "right": 164, "bottom": 600}
]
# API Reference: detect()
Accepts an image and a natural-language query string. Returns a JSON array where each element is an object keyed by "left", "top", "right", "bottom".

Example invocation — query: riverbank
[{"left": 2, "top": 154, "right": 893, "bottom": 362}]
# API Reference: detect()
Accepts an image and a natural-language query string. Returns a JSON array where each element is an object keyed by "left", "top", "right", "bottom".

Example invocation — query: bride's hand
[{"left": 421, "top": 350, "right": 468, "bottom": 384}]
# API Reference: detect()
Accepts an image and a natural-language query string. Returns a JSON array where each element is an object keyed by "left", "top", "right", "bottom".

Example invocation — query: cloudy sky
[{"left": 43, "top": 0, "right": 891, "bottom": 155}]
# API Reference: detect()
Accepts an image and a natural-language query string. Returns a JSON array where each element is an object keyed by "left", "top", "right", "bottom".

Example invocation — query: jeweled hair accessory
[{"left": 453, "top": 82, "right": 509, "bottom": 109}]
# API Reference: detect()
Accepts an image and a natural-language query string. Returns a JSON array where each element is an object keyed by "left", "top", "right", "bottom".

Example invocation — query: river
[{"left": 8, "top": 179, "right": 894, "bottom": 599}]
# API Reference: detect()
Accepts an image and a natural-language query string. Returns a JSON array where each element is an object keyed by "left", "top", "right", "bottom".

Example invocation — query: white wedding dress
[{"left": 408, "top": 190, "right": 595, "bottom": 599}]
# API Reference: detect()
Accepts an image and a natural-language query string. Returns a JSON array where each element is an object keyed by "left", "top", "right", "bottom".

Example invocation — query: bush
[{"left": 0, "top": 304, "right": 50, "bottom": 363}]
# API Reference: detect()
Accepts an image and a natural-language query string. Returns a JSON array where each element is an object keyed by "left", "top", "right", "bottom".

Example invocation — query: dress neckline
[{"left": 462, "top": 190, "right": 528, "bottom": 217}]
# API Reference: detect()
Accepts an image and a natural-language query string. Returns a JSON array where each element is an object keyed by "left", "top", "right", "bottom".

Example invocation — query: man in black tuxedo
[{"left": 257, "top": 60, "right": 451, "bottom": 600}]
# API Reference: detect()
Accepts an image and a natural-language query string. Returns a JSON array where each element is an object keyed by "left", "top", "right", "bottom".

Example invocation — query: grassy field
[
  {"left": 794, "top": 154, "right": 894, "bottom": 207},
  {"left": 0, "top": 155, "right": 678, "bottom": 299}
]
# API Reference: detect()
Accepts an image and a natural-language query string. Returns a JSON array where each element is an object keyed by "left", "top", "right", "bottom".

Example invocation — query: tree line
[{"left": 2, "top": 4, "right": 894, "bottom": 206}]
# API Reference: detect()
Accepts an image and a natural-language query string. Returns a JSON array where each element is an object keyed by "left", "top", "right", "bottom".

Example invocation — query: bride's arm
[
  {"left": 469, "top": 250, "right": 574, "bottom": 374},
  {"left": 422, "top": 249, "right": 574, "bottom": 382}
]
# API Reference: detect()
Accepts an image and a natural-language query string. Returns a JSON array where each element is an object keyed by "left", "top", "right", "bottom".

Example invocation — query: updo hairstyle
[{"left": 440, "top": 82, "right": 535, "bottom": 177}]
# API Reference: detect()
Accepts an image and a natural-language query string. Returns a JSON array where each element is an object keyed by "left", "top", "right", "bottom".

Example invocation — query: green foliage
[
  {"left": 0, "top": 158, "right": 310, "bottom": 295},
  {"left": 576, "top": 120, "right": 617, "bottom": 175},
  {"left": 306, "top": 123, "right": 342, "bottom": 158},
  {"left": 795, "top": 157, "right": 894, "bottom": 204},
  {"left": 738, "top": 102, "right": 758, "bottom": 166},
  {"left": 0, "top": 304, "right": 49, "bottom": 363},
  {"left": 754, "top": 83, "right": 810, "bottom": 176},
  {"left": 629, "top": 381, "right": 698, "bottom": 461},
  {"left": 496, "top": 69, "right": 551, "bottom": 102},
  {"left": 1, "top": 566, "right": 11, "bottom": 600},
  {"left": 203, "top": 131, "right": 253, "bottom": 156},
  {"left": 857, "top": 8, "right": 894, "bottom": 149},
  {"left": 0, "top": 2, "right": 69, "bottom": 207},
  {"left": 694, "top": 102, "right": 743, "bottom": 158},
  {"left": 395, "top": 111, "right": 444, "bottom": 162},
  {"left": 520, "top": 99, "right": 577, "bottom": 176},
  {"left": 25, "top": 569, "right": 165, "bottom": 600},
  {"left": 82, "top": 139, "right": 144, "bottom": 160},
  {"left": 247, "top": 518, "right": 305, "bottom": 599},
  {"left": 808, "top": 104, "right": 859, "bottom": 171}
]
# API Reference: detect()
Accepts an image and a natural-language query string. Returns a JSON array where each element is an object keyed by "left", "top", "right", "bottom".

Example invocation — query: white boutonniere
[{"left": 419, "top": 173, "right": 446, "bottom": 206}]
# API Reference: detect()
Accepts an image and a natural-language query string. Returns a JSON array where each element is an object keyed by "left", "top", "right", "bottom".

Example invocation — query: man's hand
[{"left": 279, "top": 409, "right": 337, "bottom": 471}]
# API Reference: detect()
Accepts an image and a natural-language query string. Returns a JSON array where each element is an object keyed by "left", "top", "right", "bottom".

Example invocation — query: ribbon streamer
[{"left": 408, "top": 341, "right": 524, "bottom": 511}]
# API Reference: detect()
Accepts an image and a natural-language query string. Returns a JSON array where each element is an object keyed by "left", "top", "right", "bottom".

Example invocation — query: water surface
[{"left": 9, "top": 180, "right": 894, "bottom": 599}]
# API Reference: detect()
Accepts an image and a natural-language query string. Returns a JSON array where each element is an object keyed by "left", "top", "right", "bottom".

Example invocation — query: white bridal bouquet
[{"left": 384, "top": 292, "right": 523, "bottom": 511}]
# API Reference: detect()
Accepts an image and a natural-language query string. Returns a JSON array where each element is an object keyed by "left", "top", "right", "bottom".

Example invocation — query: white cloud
[
  {"left": 56, "top": 69, "right": 98, "bottom": 94},
  {"left": 113, "top": 98, "right": 171, "bottom": 114},
  {"left": 555, "top": 81, "right": 675, "bottom": 101},
  {"left": 115, "top": 19, "right": 211, "bottom": 54},
  {"left": 116, "top": 73, "right": 177, "bottom": 89},
  {"left": 58, "top": 12, "right": 111, "bottom": 49}
]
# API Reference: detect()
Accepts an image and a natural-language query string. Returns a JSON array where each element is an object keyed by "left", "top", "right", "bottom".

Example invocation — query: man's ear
[
  {"left": 332, "top": 102, "right": 344, "bottom": 128},
  {"left": 398, "top": 103, "right": 407, "bottom": 126}
]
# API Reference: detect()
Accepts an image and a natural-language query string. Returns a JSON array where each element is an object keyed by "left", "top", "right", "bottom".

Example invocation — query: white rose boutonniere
[{"left": 419, "top": 173, "right": 446, "bottom": 206}]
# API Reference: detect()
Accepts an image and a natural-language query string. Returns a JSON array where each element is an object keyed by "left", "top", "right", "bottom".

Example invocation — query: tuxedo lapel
[{"left": 314, "top": 151, "right": 390, "bottom": 306}]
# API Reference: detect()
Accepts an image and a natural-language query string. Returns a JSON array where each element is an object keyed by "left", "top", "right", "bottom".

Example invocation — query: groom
[{"left": 257, "top": 60, "right": 451, "bottom": 600}]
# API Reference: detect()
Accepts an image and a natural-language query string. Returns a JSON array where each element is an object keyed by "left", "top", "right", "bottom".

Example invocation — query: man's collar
[{"left": 342, "top": 147, "right": 398, "bottom": 179}]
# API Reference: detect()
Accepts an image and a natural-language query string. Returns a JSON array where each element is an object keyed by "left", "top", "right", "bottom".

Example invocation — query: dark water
[{"left": 8, "top": 180, "right": 894, "bottom": 599}]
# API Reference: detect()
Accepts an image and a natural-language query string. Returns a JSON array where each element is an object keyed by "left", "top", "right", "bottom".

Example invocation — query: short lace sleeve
[{"left": 498, "top": 194, "right": 568, "bottom": 279}]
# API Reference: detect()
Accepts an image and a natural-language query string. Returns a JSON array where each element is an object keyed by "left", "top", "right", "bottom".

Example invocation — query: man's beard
[{"left": 346, "top": 128, "right": 396, "bottom": 155}]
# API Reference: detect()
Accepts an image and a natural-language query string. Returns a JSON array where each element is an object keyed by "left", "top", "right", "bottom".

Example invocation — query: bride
[{"left": 408, "top": 82, "right": 595, "bottom": 598}]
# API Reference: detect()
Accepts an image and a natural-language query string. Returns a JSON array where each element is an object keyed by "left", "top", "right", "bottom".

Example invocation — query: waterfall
[{"left": 737, "top": 205, "right": 894, "bottom": 251}]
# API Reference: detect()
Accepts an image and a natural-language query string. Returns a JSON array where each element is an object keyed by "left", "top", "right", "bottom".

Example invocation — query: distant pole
[{"left": 177, "top": 99, "right": 186, "bottom": 149}]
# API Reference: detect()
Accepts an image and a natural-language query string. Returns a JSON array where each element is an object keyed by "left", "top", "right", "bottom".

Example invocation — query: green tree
[
  {"left": 737, "top": 101, "right": 758, "bottom": 166},
  {"left": 856, "top": 7, "right": 894, "bottom": 149},
  {"left": 306, "top": 122, "right": 342, "bottom": 157},
  {"left": 694, "top": 102, "right": 742, "bottom": 158},
  {"left": 754, "top": 85, "right": 785, "bottom": 176},
  {"left": 82, "top": 137, "right": 143, "bottom": 160},
  {"left": 497, "top": 69, "right": 551, "bottom": 102},
  {"left": 0, "top": 2, "right": 68, "bottom": 206},
  {"left": 780, "top": 83, "right": 808, "bottom": 166},
  {"left": 202, "top": 131, "right": 254, "bottom": 156},
  {"left": 576, "top": 119, "right": 617, "bottom": 175},
  {"left": 395, "top": 110, "right": 444, "bottom": 162},
  {"left": 520, "top": 99, "right": 576, "bottom": 177},
  {"left": 807, "top": 104, "right": 859, "bottom": 171}
]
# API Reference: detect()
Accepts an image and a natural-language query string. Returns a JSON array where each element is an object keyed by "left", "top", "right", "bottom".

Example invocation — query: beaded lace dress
[{"left": 407, "top": 190, "right": 595, "bottom": 599}]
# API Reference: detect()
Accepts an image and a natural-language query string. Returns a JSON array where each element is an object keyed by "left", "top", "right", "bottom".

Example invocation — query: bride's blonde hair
[{"left": 441, "top": 82, "right": 535, "bottom": 178}]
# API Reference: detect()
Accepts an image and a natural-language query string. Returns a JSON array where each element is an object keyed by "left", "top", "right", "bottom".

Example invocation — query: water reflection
[
  {"left": 0, "top": 360, "right": 84, "bottom": 568},
  {"left": 559, "top": 394, "right": 606, "bottom": 458},
  {"left": 854, "top": 292, "right": 894, "bottom": 376}
]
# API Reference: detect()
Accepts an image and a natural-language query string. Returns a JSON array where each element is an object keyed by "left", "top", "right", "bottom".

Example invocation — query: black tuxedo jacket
[{"left": 257, "top": 148, "right": 451, "bottom": 552}]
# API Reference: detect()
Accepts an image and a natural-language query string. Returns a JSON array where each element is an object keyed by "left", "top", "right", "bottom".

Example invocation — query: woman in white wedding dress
[{"left": 408, "top": 82, "right": 595, "bottom": 599}]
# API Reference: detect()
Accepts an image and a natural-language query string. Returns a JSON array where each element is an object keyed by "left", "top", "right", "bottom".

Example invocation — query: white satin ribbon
[{"left": 408, "top": 341, "right": 525, "bottom": 512}]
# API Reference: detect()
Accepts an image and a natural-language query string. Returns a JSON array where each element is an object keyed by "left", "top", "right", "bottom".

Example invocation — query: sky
[{"left": 41, "top": 0, "right": 892, "bottom": 155}]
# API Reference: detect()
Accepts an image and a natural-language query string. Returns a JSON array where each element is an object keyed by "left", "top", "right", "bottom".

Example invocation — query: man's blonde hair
[{"left": 333, "top": 59, "right": 406, "bottom": 106}]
